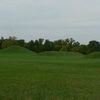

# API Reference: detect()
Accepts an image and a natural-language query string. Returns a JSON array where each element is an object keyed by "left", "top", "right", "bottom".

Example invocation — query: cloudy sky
[{"left": 0, "top": 0, "right": 100, "bottom": 43}]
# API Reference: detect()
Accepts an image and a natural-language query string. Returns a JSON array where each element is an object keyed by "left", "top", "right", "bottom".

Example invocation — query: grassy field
[{"left": 0, "top": 46, "right": 100, "bottom": 100}]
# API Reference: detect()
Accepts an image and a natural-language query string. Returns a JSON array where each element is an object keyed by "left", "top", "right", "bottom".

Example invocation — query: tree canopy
[{"left": 0, "top": 36, "right": 100, "bottom": 54}]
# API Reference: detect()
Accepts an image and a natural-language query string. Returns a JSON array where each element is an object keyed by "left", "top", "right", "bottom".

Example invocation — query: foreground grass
[{"left": 0, "top": 50, "right": 100, "bottom": 99}]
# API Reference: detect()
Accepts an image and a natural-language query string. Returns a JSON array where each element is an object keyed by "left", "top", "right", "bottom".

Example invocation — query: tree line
[{"left": 0, "top": 36, "right": 100, "bottom": 54}]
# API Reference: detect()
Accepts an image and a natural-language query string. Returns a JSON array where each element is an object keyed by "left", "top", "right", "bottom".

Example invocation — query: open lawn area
[{"left": 0, "top": 47, "right": 100, "bottom": 100}]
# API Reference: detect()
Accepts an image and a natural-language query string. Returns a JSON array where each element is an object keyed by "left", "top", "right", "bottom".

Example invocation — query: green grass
[
  {"left": 0, "top": 46, "right": 36, "bottom": 55},
  {"left": 0, "top": 46, "right": 100, "bottom": 100},
  {"left": 86, "top": 52, "right": 100, "bottom": 59}
]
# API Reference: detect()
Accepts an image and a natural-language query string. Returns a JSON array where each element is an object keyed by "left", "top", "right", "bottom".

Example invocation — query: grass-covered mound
[
  {"left": 0, "top": 48, "right": 100, "bottom": 99},
  {"left": 0, "top": 46, "right": 36, "bottom": 55},
  {"left": 86, "top": 52, "right": 100, "bottom": 59},
  {"left": 39, "top": 51, "right": 83, "bottom": 58}
]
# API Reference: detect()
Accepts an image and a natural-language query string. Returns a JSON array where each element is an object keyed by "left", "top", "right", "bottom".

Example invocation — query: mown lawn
[{"left": 0, "top": 51, "right": 100, "bottom": 100}]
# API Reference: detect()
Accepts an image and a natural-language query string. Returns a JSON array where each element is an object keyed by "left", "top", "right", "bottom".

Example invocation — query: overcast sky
[{"left": 0, "top": 0, "right": 100, "bottom": 43}]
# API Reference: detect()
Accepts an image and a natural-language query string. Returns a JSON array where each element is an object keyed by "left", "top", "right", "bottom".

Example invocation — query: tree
[
  {"left": 79, "top": 45, "right": 88, "bottom": 54},
  {"left": 31, "top": 38, "right": 44, "bottom": 52},
  {"left": 72, "top": 42, "right": 80, "bottom": 52},
  {"left": 0, "top": 37, "right": 4, "bottom": 49},
  {"left": 54, "top": 39, "right": 63, "bottom": 51},
  {"left": 88, "top": 40, "right": 100, "bottom": 53},
  {"left": 1, "top": 36, "right": 17, "bottom": 48},
  {"left": 26, "top": 40, "right": 35, "bottom": 51},
  {"left": 43, "top": 40, "right": 54, "bottom": 51},
  {"left": 64, "top": 38, "right": 75, "bottom": 51},
  {"left": 17, "top": 40, "right": 25, "bottom": 47}
]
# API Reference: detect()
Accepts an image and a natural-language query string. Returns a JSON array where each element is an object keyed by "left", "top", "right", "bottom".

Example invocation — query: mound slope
[
  {"left": 39, "top": 51, "right": 83, "bottom": 57},
  {"left": 0, "top": 46, "right": 35, "bottom": 55},
  {"left": 86, "top": 52, "right": 100, "bottom": 59}
]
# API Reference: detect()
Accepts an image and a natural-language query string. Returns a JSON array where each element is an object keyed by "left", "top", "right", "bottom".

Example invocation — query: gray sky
[{"left": 0, "top": 0, "right": 100, "bottom": 43}]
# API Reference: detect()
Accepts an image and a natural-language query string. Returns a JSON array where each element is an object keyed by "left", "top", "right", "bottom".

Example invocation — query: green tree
[
  {"left": 54, "top": 39, "right": 63, "bottom": 51},
  {"left": 26, "top": 40, "right": 35, "bottom": 51},
  {"left": 2, "top": 36, "right": 17, "bottom": 48},
  {"left": 88, "top": 40, "right": 100, "bottom": 53},
  {"left": 79, "top": 45, "right": 88, "bottom": 54},
  {"left": 17, "top": 40, "right": 25, "bottom": 47},
  {"left": 43, "top": 39, "right": 54, "bottom": 51}
]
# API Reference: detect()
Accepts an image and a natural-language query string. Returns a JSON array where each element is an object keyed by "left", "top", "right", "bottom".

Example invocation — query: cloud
[{"left": 0, "top": 0, "right": 100, "bottom": 43}]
